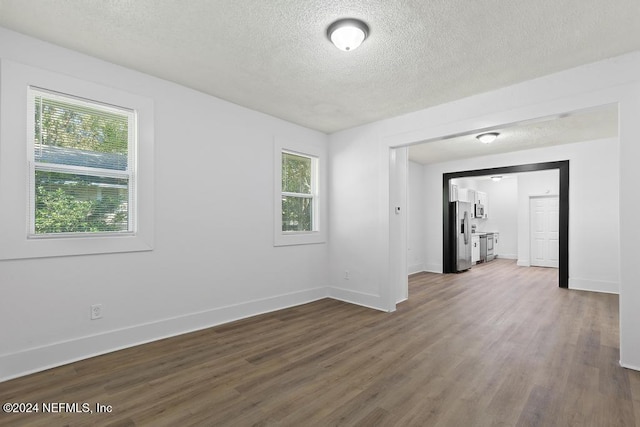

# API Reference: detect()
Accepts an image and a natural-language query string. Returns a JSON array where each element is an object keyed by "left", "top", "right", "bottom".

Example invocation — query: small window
[
  {"left": 273, "top": 138, "right": 326, "bottom": 246},
  {"left": 281, "top": 151, "right": 317, "bottom": 233},
  {"left": 27, "top": 87, "right": 136, "bottom": 237}
]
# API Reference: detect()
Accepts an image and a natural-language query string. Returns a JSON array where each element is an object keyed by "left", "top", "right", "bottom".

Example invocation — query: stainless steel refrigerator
[{"left": 451, "top": 201, "right": 472, "bottom": 272}]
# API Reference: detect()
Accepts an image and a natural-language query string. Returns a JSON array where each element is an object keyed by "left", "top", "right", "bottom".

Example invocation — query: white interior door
[{"left": 530, "top": 196, "right": 560, "bottom": 268}]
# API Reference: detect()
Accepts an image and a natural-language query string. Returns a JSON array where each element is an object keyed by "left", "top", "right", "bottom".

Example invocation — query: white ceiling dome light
[
  {"left": 476, "top": 132, "right": 500, "bottom": 144},
  {"left": 327, "top": 18, "right": 369, "bottom": 51}
]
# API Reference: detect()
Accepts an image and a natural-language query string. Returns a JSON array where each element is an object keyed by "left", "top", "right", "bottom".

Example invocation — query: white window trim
[
  {"left": 0, "top": 59, "right": 154, "bottom": 260},
  {"left": 274, "top": 137, "right": 327, "bottom": 246}
]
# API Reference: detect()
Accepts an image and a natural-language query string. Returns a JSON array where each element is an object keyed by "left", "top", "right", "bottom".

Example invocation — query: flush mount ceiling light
[
  {"left": 327, "top": 18, "right": 369, "bottom": 51},
  {"left": 491, "top": 176, "right": 503, "bottom": 182},
  {"left": 476, "top": 132, "right": 500, "bottom": 144}
]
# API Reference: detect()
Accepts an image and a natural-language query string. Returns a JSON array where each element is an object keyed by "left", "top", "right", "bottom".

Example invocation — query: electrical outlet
[{"left": 90, "top": 304, "right": 103, "bottom": 320}]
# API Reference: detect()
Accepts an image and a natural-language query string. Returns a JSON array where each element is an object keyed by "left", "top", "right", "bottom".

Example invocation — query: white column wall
[{"left": 407, "top": 161, "right": 426, "bottom": 274}]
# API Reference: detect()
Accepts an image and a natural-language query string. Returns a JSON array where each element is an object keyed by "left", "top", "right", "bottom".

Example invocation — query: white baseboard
[
  {"left": 620, "top": 360, "right": 640, "bottom": 372},
  {"left": 0, "top": 287, "right": 328, "bottom": 383},
  {"left": 423, "top": 263, "right": 443, "bottom": 274},
  {"left": 407, "top": 263, "right": 424, "bottom": 275},
  {"left": 497, "top": 253, "right": 517, "bottom": 260},
  {"left": 517, "top": 259, "right": 531, "bottom": 267},
  {"left": 569, "top": 278, "right": 619, "bottom": 294},
  {"left": 327, "top": 287, "right": 388, "bottom": 312}
]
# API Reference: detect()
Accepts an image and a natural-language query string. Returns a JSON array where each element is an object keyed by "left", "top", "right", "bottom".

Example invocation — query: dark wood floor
[{"left": 1, "top": 259, "right": 639, "bottom": 426}]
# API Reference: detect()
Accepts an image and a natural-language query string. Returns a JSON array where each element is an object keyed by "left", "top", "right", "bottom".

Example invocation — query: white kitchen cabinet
[
  {"left": 458, "top": 188, "right": 477, "bottom": 217},
  {"left": 468, "top": 189, "right": 477, "bottom": 205},
  {"left": 476, "top": 191, "right": 489, "bottom": 219},
  {"left": 450, "top": 184, "right": 458, "bottom": 201},
  {"left": 472, "top": 235, "right": 480, "bottom": 264},
  {"left": 458, "top": 188, "right": 468, "bottom": 202},
  {"left": 458, "top": 188, "right": 476, "bottom": 203}
]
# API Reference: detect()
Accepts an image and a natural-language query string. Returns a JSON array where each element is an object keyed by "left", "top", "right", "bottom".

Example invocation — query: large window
[
  {"left": 0, "top": 60, "right": 153, "bottom": 260},
  {"left": 281, "top": 151, "right": 317, "bottom": 233},
  {"left": 28, "top": 87, "right": 136, "bottom": 237}
]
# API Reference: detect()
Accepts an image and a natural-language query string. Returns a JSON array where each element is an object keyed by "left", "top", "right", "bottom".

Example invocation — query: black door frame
[{"left": 442, "top": 160, "right": 569, "bottom": 288}]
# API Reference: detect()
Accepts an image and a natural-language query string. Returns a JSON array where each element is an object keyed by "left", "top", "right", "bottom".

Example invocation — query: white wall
[
  {"left": 329, "top": 52, "right": 640, "bottom": 369},
  {"left": 0, "top": 28, "right": 329, "bottom": 381},
  {"left": 327, "top": 126, "right": 390, "bottom": 310},
  {"left": 561, "top": 138, "right": 620, "bottom": 293},
  {"left": 407, "top": 161, "right": 425, "bottom": 274}
]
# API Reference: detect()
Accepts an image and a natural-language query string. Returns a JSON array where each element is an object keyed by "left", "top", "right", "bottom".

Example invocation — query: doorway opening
[{"left": 442, "top": 161, "right": 569, "bottom": 287}]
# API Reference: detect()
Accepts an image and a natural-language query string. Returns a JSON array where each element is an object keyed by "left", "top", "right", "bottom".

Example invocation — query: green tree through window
[
  {"left": 35, "top": 96, "right": 129, "bottom": 155},
  {"left": 282, "top": 152, "right": 315, "bottom": 232}
]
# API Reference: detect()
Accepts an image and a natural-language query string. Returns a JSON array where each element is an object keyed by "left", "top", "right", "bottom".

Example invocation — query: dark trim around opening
[{"left": 442, "top": 161, "right": 569, "bottom": 288}]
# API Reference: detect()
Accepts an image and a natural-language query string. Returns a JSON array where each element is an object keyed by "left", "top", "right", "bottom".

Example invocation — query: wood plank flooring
[{"left": 1, "top": 259, "right": 639, "bottom": 426}]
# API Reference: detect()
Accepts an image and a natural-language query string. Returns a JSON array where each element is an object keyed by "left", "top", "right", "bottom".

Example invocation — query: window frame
[
  {"left": 274, "top": 137, "right": 326, "bottom": 246},
  {"left": 0, "top": 59, "right": 154, "bottom": 260},
  {"left": 27, "top": 86, "right": 137, "bottom": 238},
  {"left": 281, "top": 149, "right": 318, "bottom": 234}
]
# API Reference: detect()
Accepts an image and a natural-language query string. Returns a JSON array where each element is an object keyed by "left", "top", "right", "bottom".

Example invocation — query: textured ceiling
[
  {"left": 408, "top": 105, "right": 619, "bottom": 165},
  {"left": 0, "top": 0, "right": 639, "bottom": 135}
]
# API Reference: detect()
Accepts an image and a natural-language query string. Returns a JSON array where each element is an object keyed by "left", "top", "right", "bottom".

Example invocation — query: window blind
[{"left": 28, "top": 87, "right": 136, "bottom": 236}]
